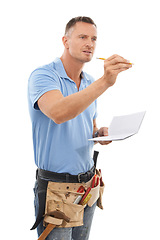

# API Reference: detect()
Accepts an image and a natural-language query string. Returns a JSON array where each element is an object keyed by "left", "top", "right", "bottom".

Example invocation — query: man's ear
[{"left": 62, "top": 36, "right": 69, "bottom": 49}]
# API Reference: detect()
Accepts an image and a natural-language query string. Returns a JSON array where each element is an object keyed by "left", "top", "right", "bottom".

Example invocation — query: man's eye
[{"left": 80, "top": 36, "right": 85, "bottom": 39}]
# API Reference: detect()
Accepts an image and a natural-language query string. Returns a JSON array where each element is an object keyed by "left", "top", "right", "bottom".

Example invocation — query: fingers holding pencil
[
  {"left": 97, "top": 54, "right": 133, "bottom": 65},
  {"left": 97, "top": 54, "right": 133, "bottom": 87}
]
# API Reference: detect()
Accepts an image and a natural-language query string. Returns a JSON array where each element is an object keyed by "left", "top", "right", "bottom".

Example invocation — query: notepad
[{"left": 89, "top": 111, "right": 146, "bottom": 141}]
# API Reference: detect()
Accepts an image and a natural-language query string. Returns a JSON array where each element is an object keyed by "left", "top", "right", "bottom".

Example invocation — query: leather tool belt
[
  {"left": 43, "top": 168, "right": 104, "bottom": 228},
  {"left": 31, "top": 152, "right": 105, "bottom": 239}
]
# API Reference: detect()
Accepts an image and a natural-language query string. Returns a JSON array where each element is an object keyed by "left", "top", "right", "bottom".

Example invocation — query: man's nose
[{"left": 85, "top": 38, "right": 94, "bottom": 48}]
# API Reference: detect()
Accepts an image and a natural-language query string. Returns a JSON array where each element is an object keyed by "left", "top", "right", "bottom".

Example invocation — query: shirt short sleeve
[{"left": 28, "top": 67, "right": 61, "bottom": 110}]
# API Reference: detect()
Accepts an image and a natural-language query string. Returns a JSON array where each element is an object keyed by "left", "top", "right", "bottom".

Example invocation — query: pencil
[
  {"left": 96, "top": 57, "right": 106, "bottom": 60},
  {"left": 96, "top": 57, "right": 134, "bottom": 65}
]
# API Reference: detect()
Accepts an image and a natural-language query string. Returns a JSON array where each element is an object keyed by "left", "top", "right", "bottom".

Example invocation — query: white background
[{"left": 1, "top": 0, "right": 160, "bottom": 239}]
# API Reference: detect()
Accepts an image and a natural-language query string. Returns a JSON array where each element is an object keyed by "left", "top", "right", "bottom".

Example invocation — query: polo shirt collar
[{"left": 54, "top": 57, "right": 90, "bottom": 82}]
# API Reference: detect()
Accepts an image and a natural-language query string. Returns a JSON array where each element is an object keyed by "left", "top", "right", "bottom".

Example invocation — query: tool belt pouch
[
  {"left": 43, "top": 171, "right": 105, "bottom": 228},
  {"left": 43, "top": 169, "right": 105, "bottom": 228},
  {"left": 44, "top": 181, "right": 86, "bottom": 228},
  {"left": 87, "top": 169, "right": 105, "bottom": 210}
]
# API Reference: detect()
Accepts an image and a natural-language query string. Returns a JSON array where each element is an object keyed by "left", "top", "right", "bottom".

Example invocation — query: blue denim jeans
[{"left": 34, "top": 180, "right": 97, "bottom": 240}]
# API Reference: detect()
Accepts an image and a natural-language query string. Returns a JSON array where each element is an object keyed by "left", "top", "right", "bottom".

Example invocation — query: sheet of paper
[{"left": 89, "top": 111, "right": 146, "bottom": 141}]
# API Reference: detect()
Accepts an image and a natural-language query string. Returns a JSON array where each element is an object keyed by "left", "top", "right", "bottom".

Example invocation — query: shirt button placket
[{"left": 74, "top": 83, "right": 77, "bottom": 92}]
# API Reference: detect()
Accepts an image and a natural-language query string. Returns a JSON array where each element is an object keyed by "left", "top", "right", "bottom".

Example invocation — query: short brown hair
[{"left": 65, "top": 16, "right": 97, "bottom": 35}]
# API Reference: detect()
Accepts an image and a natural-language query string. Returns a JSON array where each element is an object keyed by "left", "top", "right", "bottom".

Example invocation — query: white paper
[{"left": 89, "top": 111, "right": 146, "bottom": 141}]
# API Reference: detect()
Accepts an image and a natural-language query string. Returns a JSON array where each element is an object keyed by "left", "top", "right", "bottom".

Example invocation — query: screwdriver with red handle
[{"left": 78, "top": 187, "right": 92, "bottom": 205}]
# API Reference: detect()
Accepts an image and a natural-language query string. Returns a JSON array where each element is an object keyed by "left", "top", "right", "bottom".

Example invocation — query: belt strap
[{"left": 38, "top": 166, "right": 95, "bottom": 183}]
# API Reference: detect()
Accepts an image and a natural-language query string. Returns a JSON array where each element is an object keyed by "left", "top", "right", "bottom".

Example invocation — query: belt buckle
[{"left": 78, "top": 172, "right": 86, "bottom": 183}]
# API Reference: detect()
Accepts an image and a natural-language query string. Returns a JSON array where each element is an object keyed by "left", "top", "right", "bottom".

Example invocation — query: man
[{"left": 28, "top": 16, "right": 132, "bottom": 240}]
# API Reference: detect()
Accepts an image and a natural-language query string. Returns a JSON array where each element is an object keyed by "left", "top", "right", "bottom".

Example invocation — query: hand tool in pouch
[
  {"left": 74, "top": 186, "right": 85, "bottom": 204},
  {"left": 38, "top": 223, "right": 56, "bottom": 240},
  {"left": 78, "top": 187, "right": 92, "bottom": 205},
  {"left": 37, "top": 210, "right": 70, "bottom": 240}
]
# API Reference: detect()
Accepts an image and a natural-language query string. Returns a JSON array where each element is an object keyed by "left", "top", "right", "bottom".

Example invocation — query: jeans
[{"left": 34, "top": 180, "right": 97, "bottom": 240}]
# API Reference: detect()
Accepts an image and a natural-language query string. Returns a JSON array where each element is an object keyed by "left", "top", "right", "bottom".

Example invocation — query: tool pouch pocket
[
  {"left": 97, "top": 182, "right": 105, "bottom": 210},
  {"left": 44, "top": 181, "right": 86, "bottom": 228},
  {"left": 62, "top": 200, "right": 85, "bottom": 227},
  {"left": 88, "top": 169, "right": 105, "bottom": 209}
]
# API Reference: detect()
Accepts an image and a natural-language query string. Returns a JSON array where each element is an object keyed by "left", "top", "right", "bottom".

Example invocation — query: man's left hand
[{"left": 97, "top": 127, "right": 112, "bottom": 145}]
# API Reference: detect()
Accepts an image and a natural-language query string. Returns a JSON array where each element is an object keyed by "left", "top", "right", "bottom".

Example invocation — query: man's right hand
[{"left": 103, "top": 54, "right": 132, "bottom": 87}]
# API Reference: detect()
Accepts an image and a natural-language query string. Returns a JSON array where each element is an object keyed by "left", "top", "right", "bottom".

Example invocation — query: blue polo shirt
[{"left": 28, "top": 58, "right": 97, "bottom": 175}]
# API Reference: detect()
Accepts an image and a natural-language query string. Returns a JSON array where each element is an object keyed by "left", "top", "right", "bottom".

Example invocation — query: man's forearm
[{"left": 49, "top": 77, "right": 109, "bottom": 124}]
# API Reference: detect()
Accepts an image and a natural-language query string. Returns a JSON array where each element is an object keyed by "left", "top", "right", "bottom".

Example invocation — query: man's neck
[{"left": 60, "top": 53, "right": 84, "bottom": 83}]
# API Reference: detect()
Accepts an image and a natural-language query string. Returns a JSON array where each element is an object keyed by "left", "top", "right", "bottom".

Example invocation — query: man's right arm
[{"left": 38, "top": 55, "right": 132, "bottom": 124}]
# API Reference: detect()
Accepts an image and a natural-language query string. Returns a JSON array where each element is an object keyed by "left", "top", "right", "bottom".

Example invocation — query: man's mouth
[{"left": 83, "top": 50, "right": 92, "bottom": 54}]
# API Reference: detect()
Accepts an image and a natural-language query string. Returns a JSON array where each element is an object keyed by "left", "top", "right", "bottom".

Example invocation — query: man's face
[{"left": 65, "top": 22, "right": 97, "bottom": 63}]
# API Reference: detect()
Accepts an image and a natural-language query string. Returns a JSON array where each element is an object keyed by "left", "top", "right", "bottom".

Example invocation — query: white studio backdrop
[{"left": 1, "top": 0, "right": 160, "bottom": 239}]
